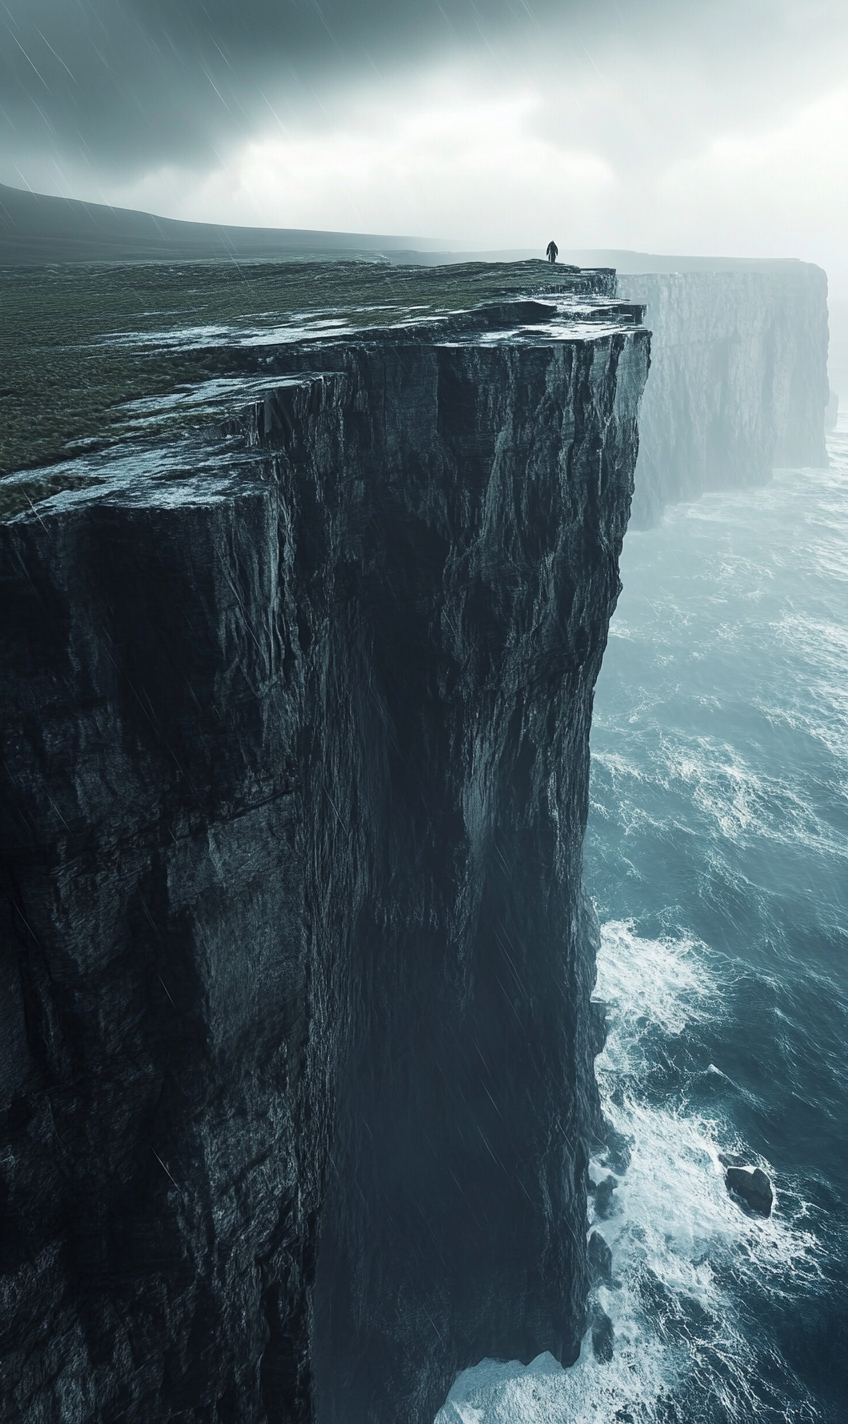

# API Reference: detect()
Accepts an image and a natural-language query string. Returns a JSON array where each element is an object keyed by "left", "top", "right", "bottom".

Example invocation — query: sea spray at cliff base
[{"left": 437, "top": 421, "right": 847, "bottom": 1423}]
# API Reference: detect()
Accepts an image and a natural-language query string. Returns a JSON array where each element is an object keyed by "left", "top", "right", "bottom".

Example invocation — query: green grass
[{"left": 0, "top": 257, "right": 605, "bottom": 518}]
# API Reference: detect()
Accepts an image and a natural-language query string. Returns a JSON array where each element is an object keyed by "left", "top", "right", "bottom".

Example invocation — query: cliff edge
[{"left": 0, "top": 281, "right": 648, "bottom": 1423}]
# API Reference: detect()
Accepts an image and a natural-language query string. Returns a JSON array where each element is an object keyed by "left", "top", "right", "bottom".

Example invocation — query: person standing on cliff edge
[{"left": 546, "top": 239, "right": 558, "bottom": 263}]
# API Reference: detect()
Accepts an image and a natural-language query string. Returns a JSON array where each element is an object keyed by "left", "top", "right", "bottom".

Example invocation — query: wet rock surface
[
  {"left": 587, "top": 1231, "right": 613, "bottom": 1286},
  {"left": 0, "top": 300, "right": 648, "bottom": 1423},
  {"left": 724, "top": 1166, "right": 774, "bottom": 1218},
  {"left": 591, "top": 1307, "right": 615, "bottom": 1363},
  {"left": 592, "top": 1175, "right": 619, "bottom": 1220}
]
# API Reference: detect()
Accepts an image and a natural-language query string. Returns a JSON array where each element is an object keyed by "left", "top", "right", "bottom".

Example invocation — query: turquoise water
[{"left": 438, "top": 420, "right": 847, "bottom": 1423}]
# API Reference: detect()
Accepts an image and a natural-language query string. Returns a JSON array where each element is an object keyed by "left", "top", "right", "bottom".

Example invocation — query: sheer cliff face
[
  {"left": 1, "top": 322, "right": 648, "bottom": 1424},
  {"left": 617, "top": 267, "right": 829, "bottom": 526}
]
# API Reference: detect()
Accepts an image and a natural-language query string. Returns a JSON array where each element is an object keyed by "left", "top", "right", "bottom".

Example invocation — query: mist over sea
[{"left": 438, "top": 418, "right": 848, "bottom": 1423}]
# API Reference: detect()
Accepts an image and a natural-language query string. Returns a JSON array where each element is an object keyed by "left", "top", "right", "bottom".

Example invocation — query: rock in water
[
  {"left": 587, "top": 1231, "right": 613, "bottom": 1285},
  {"left": 589, "top": 999, "right": 608, "bottom": 1056},
  {"left": 591, "top": 1308, "right": 615, "bottom": 1363},
  {"left": 725, "top": 1166, "right": 774, "bottom": 1218},
  {"left": 0, "top": 288, "right": 648, "bottom": 1424},
  {"left": 604, "top": 1127, "right": 632, "bottom": 1176},
  {"left": 593, "top": 1175, "right": 619, "bottom": 1219}
]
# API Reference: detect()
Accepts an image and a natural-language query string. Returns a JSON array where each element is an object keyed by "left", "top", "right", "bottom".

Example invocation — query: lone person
[{"left": 546, "top": 239, "right": 559, "bottom": 263}]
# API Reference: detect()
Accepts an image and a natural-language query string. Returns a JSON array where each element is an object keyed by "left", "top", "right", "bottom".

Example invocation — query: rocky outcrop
[
  {"left": 586, "top": 1231, "right": 613, "bottom": 1286},
  {"left": 722, "top": 1162, "right": 774, "bottom": 1219},
  {"left": 725, "top": 1167, "right": 774, "bottom": 1218},
  {"left": 590, "top": 1307, "right": 614, "bottom": 1364},
  {"left": 0, "top": 304, "right": 648, "bottom": 1424},
  {"left": 617, "top": 266, "right": 829, "bottom": 525}
]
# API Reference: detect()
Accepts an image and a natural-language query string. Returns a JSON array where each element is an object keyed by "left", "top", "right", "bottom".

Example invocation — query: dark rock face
[
  {"left": 586, "top": 1231, "right": 613, "bottom": 1286},
  {"left": 588, "top": 998, "right": 607, "bottom": 1057},
  {"left": 725, "top": 1167, "right": 774, "bottom": 1218},
  {"left": 617, "top": 268, "right": 830, "bottom": 525},
  {"left": 592, "top": 1176, "right": 618, "bottom": 1220},
  {"left": 1, "top": 474, "right": 317, "bottom": 1422},
  {"left": 0, "top": 320, "right": 648, "bottom": 1423},
  {"left": 590, "top": 1307, "right": 614, "bottom": 1363}
]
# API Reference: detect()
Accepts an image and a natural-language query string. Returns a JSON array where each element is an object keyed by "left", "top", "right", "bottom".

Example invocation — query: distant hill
[{"left": 0, "top": 182, "right": 458, "bottom": 266}]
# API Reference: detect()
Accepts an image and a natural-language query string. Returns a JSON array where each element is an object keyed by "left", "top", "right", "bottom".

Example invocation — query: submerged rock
[
  {"left": 593, "top": 1175, "right": 619, "bottom": 1219},
  {"left": 587, "top": 1230, "right": 613, "bottom": 1286},
  {"left": 591, "top": 1307, "right": 615, "bottom": 1363},
  {"left": 725, "top": 1166, "right": 774, "bottom": 1218},
  {"left": 589, "top": 999, "right": 608, "bottom": 1056},
  {"left": 603, "top": 1125, "right": 632, "bottom": 1176}
]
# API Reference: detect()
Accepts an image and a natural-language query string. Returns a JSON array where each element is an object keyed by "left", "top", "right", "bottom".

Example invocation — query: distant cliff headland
[
  {"left": 616, "top": 267, "right": 829, "bottom": 525},
  {"left": 0, "top": 200, "right": 831, "bottom": 1424}
]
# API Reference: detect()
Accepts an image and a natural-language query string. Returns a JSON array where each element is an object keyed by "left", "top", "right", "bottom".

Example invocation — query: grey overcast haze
[{"left": 2, "top": 0, "right": 847, "bottom": 292}]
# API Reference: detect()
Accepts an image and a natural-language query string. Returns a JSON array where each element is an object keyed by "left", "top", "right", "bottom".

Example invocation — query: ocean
[{"left": 437, "top": 416, "right": 848, "bottom": 1423}]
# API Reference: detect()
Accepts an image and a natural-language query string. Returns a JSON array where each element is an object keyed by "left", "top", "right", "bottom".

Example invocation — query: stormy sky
[{"left": 2, "top": 0, "right": 846, "bottom": 287}]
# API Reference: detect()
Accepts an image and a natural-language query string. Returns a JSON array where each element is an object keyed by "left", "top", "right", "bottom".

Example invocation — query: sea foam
[{"left": 436, "top": 921, "right": 821, "bottom": 1424}]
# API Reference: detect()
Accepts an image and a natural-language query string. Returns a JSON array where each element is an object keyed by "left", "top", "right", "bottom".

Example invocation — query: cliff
[
  {"left": 616, "top": 265, "right": 829, "bottom": 525},
  {"left": 0, "top": 289, "right": 649, "bottom": 1423}
]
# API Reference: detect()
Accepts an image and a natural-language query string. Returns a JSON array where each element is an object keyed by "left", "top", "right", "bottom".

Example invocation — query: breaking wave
[{"left": 438, "top": 923, "right": 822, "bottom": 1424}]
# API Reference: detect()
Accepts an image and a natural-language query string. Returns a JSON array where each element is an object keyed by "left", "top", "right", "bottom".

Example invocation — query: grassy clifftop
[{"left": 0, "top": 257, "right": 613, "bottom": 518}]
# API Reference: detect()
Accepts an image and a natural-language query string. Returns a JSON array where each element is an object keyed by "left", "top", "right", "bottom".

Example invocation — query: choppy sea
[{"left": 437, "top": 417, "right": 848, "bottom": 1423}]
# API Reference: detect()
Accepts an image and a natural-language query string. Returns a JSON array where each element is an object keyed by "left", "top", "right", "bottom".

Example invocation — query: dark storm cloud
[
  {"left": 2, "top": 0, "right": 563, "bottom": 169},
  {"left": 1, "top": 0, "right": 835, "bottom": 176},
  {"left": 2, "top": 0, "right": 845, "bottom": 193}
]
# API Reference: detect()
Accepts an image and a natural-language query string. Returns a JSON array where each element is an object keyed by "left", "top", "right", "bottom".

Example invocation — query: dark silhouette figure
[{"left": 546, "top": 240, "right": 558, "bottom": 263}]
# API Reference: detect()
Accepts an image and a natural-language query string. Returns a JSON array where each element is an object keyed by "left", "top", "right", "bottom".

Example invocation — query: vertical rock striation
[
  {"left": 1, "top": 308, "right": 648, "bottom": 1423},
  {"left": 617, "top": 266, "right": 829, "bottom": 525}
]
